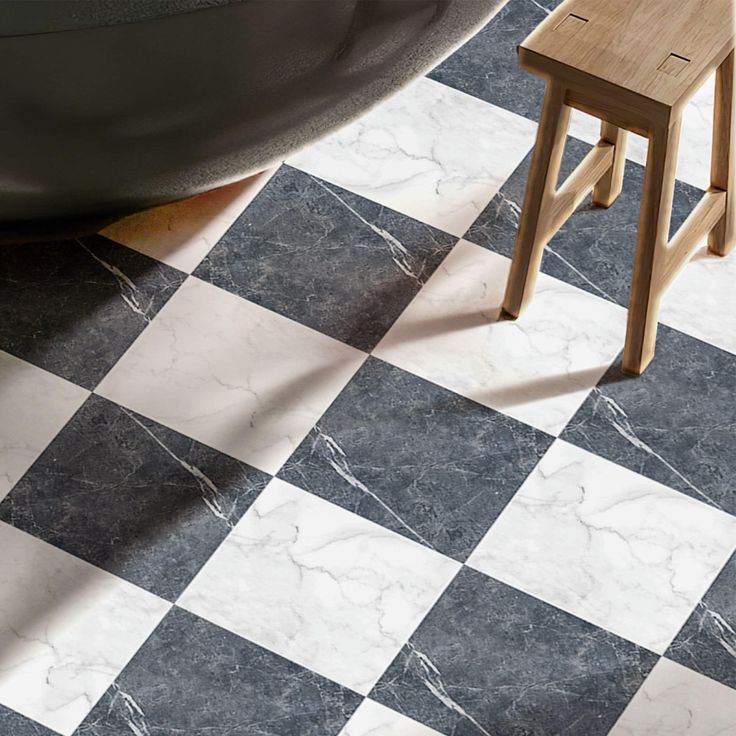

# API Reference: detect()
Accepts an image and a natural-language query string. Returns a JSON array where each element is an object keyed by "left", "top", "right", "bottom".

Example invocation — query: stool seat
[
  {"left": 521, "top": 0, "right": 733, "bottom": 121},
  {"left": 502, "top": 0, "right": 736, "bottom": 374}
]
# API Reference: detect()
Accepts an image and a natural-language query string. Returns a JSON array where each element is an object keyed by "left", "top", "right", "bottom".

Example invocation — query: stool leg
[
  {"left": 623, "top": 119, "right": 682, "bottom": 375},
  {"left": 709, "top": 50, "right": 735, "bottom": 256},
  {"left": 502, "top": 81, "right": 570, "bottom": 318},
  {"left": 593, "top": 122, "right": 628, "bottom": 208}
]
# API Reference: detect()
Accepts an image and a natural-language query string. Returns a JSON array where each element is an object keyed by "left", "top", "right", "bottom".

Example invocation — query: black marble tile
[
  {"left": 562, "top": 324, "right": 736, "bottom": 517},
  {"left": 667, "top": 551, "right": 736, "bottom": 690},
  {"left": 371, "top": 567, "right": 658, "bottom": 736},
  {"left": 0, "top": 394, "right": 270, "bottom": 601},
  {"left": 0, "top": 705, "right": 57, "bottom": 736},
  {"left": 279, "top": 357, "right": 553, "bottom": 561},
  {"left": 428, "top": 0, "right": 564, "bottom": 121},
  {"left": 194, "top": 166, "right": 457, "bottom": 352},
  {"left": 0, "top": 235, "right": 185, "bottom": 390},
  {"left": 75, "top": 607, "right": 361, "bottom": 736},
  {"left": 466, "top": 136, "right": 704, "bottom": 306}
]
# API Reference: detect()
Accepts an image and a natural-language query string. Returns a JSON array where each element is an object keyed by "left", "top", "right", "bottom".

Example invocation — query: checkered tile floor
[{"left": 2, "top": 1, "right": 736, "bottom": 734}]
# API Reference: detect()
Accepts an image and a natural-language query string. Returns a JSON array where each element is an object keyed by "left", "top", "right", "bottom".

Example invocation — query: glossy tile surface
[
  {"left": 280, "top": 357, "right": 552, "bottom": 560},
  {"left": 289, "top": 77, "right": 537, "bottom": 236},
  {"left": 97, "top": 276, "right": 366, "bottom": 474},
  {"left": 76, "top": 606, "right": 360, "bottom": 736},
  {"left": 468, "top": 440, "right": 736, "bottom": 653},
  {"left": 2, "top": 0, "right": 735, "bottom": 731},
  {"left": 0, "top": 523, "right": 168, "bottom": 735},
  {"left": 608, "top": 658, "right": 736, "bottom": 736},
  {"left": 0, "top": 394, "right": 270, "bottom": 600},
  {"left": 179, "top": 479, "right": 459, "bottom": 695},
  {"left": 195, "top": 166, "right": 457, "bottom": 351},
  {"left": 371, "top": 567, "right": 658, "bottom": 736},
  {"left": 374, "top": 239, "right": 627, "bottom": 435}
]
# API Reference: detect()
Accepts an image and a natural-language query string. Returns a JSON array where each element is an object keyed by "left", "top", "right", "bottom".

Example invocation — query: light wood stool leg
[
  {"left": 623, "top": 119, "right": 682, "bottom": 375},
  {"left": 502, "top": 81, "right": 570, "bottom": 318},
  {"left": 593, "top": 122, "right": 628, "bottom": 208},
  {"left": 708, "top": 50, "right": 735, "bottom": 257}
]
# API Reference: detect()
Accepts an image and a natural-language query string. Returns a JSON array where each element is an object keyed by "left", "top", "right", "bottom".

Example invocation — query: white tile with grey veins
[
  {"left": 279, "top": 357, "right": 552, "bottom": 561},
  {"left": 288, "top": 77, "right": 537, "bottom": 236},
  {"left": 0, "top": 235, "right": 186, "bottom": 390},
  {"left": 0, "top": 522, "right": 169, "bottom": 736},
  {"left": 0, "top": 394, "right": 270, "bottom": 601},
  {"left": 194, "top": 166, "right": 457, "bottom": 351},
  {"left": 96, "top": 276, "right": 366, "bottom": 475},
  {"left": 370, "top": 567, "right": 658, "bottom": 736},
  {"left": 468, "top": 440, "right": 736, "bottom": 654},
  {"left": 374, "top": 239, "right": 627, "bottom": 436},
  {"left": 562, "top": 324, "right": 736, "bottom": 517},
  {"left": 0, "top": 351, "right": 88, "bottom": 502},
  {"left": 178, "top": 478, "right": 460, "bottom": 695},
  {"left": 608, "top": 658, "right": 736, "bottom": 736},
  {"left": 75, "top": 606, "right": 361, "bottom": 736},
  {"left": 667, "top": 550, "right": 736, "bottom": 691},
  {"left": 339, "top": 699, "right": 445, "bottom": 736}
]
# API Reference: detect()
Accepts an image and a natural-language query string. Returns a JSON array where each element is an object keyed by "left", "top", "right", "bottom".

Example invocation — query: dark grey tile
[
  {"left": 667, "top": 551, "right": 736, "bottom": 690},
  {"left": 279, "top": 357, "right": 553, "bottom": 561},
  {"left": 428, "top": 0, "right": 563, "bottom": 121},
  {"left": 466, "top": 136, "right": 704, "bottom": 306},
  {"left": 0, "top": 235, "right": 185, "bottom": 390},
  {"left": 0, "top": 705, "right": 57, "bottom": 736},
  {"left": 0, "top": 394, "right": 270, "bottom": 601},
  {"left": 371, "top": 567, "right": 658, "bottom": 736},
  {"left": 194, "top": 166, "right": 457, "bottom": 352},
  {"left": 75, "top": 607, "right": 361, "bottom": 736},
  {"left": 562, "top": 324, "right": 736, "bottom": 516}
]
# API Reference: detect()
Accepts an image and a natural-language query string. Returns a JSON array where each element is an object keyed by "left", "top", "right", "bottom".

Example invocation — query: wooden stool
[{"left": 502, "top": 0, "right": 735, "bottom": 374}]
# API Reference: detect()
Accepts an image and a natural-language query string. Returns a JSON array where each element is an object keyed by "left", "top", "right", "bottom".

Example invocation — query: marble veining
[
  {"left": 667, "top": 551, "right": 736, "bottom": 690},
  {"left": 468, "top": 439, "right": 736, "bottom": 654},
  {"left": 0, "top": 522, "right": 169, "bottom": 736},
  {"left": 288, "top": 76, "right": 537, "bottom": 237},
  {"left": 371, "top": 567, "right": 658, "bottom": 736},
  {"left": 178, "top": 478, "right": 460, "bottom": 695},
  {"left": 280, "top": 357, "right": 552, "bottom": 561},
  {"left": 0, "top": 235, "right": 185, "bottom": 390},
  {"left": 75, "top": 606, "right": 361, "bottom": 736},
  {"left": 608, "top": 658, "right": 736, "bottom": 736},
  {"left": 0, "top": 394, "right": 270, "bottom": 600},
  {"left": 374, "top": 239, "right": 627, "bottom": 436},
  {"left": 194, "top": 166, "right": 457, "bottom": 351},
  {"left": 339, "top": 699, "right": 445, "bottom": 736},
  {"left": 562, "top": 324, "right": 736, "bottom": 517},
  {"left": 96, "top": 275, "right": 366, "bottom": 475}
]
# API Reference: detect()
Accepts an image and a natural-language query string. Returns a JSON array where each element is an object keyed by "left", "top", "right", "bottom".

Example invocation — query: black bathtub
[{"left": 0, "top": 0, "right": 500, "bottom": 239}]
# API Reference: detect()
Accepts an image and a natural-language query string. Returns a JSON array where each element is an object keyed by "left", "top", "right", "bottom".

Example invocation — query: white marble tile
[
  {"left": 288, "top": 77, "right": 537, "bottom": 236},
  {"left": 339, "top": 699, "right": 444, "bottom": 736},
  {"left": 101, "top": 169, "right": 277, "bottom": 273},
  {"left": 178, "top": 478, "right": 459, "bottom": 695},
  {"left": 0, "top": 351, "right": 88, "bottom": 502},
  {"left": 373, "top": 239, "right": 627, "bottom": 436},
  {"left": 468, "top": 440, "right": 736, "bottom": 654},
  {"left": 659, "top": 243, "right": 736, "bottom": 357},
  {"left": 568, "top": 73, "right": 714, "bottom": 190},
  {"left": 0, "top": 522, "right": 169, "bottom": 735},
  {"left": 96, "top": 277, "right": 366, "bottom": 474},
  {"left": 609, "top": 658, "right": 736, "bottom": 736}
]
